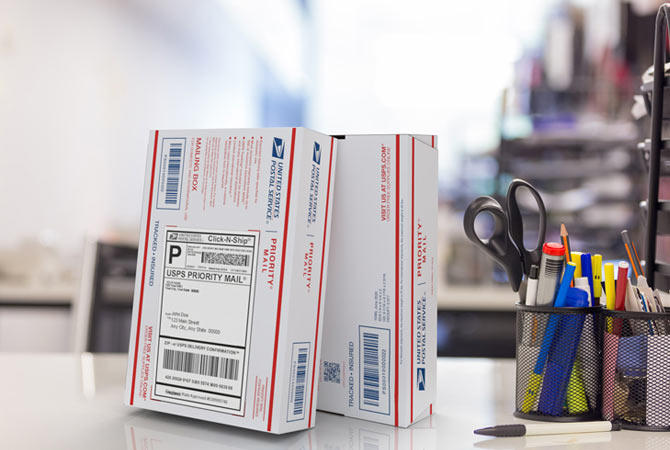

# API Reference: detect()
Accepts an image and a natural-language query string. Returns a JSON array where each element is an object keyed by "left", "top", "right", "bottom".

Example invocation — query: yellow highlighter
[
  {"left": 592, "top": 254, "right": 603, "bottom": 301},
  {"left": 521, "top": 373, "right": 543, "bottom": 413},
  {"left": 604, "top": 263, "right": 615, "bottom": 309},
  {"left": 566, "top": 359, "right": 589, "bottom": 413},
  {"left": 571, "top": 252, "right": 583, "bottom": 280},
  {"left": 604, "top": 263, "right": 616, "bottom": 332}
]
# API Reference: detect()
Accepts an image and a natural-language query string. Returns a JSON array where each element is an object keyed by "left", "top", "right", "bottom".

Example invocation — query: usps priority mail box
[
  {"left": 125, "top": 127, "right": 337, "bottom": 434},
  {"left": 318, "top": 134, "right": 438, "bottom": 427}
]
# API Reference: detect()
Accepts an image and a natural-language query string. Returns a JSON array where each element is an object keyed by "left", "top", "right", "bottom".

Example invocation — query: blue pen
[
  {"left": 520, "top": 262, "right": 577, "bottom": 412},
  {"left": 580, "top": 253, "right": 594, "bottom": 306},
  {"left": 538, "top": 288, "right": 589, "bottom": 415},
  {"left": 638, "top": 291, "right": 655, "bottom": 335},
  {"left": 554, "top": 262, "right": 577, "bottom": 307}
]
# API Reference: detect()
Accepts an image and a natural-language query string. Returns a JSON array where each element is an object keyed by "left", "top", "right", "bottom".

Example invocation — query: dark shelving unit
[
  {"left": 498, "top": 133, "right": 640, "bottom": 257},
  {"left": 643, "top": 4, "right": 670, "bottom": 290}
]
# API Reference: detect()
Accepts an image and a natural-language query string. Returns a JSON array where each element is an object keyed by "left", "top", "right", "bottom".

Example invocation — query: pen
[
  {"left": 615, "top": 262, "right": 629, "bottom": 311},
  {"left": 554, "top": 262, "right": 577, "bottom": 308},
  {"left": 613, "top": 262, "right": 629, "bottom": 335},
  {"left": 538, "top": 287, "right": 589, "bottom": 416},
  {"left": 580, "top": 253, "right": 594, "bottom": 306},
  {"left": 592, "top": 254, "right": 602, "bottom": 301},
  {"left": 521, "top": 262, "right": 576, "bottom": 413},
  {"left": 474, "top": 421, "right": 621, "bottom": 438}
]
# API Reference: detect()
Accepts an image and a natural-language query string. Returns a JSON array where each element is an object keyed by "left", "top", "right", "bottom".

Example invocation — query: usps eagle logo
[
  {"left": 272, "top": 137, "right": 285, "bottom": 159},
  {"left": 417, "top": 368, "right": 426, "bottom": 391},
  {"left": 312, "top": 142, "right": 321, "bottom": 164}
]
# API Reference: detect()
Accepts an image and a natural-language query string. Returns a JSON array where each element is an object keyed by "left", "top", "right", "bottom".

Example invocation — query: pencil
[
  {"left": 632, "top": 242, "right": 644, "bottom": 276},
  {"left": 561, "top": 224, "right": 573, "bottom": 286},
  {"left": 621, "top": 230, "right": 643, "bottom": 280}
]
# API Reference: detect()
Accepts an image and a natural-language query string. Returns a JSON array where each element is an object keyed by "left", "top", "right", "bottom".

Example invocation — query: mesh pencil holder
[
  {"left": 514, "top": 303, "right": 603, "bottom": 422},
  {"left": 602, "top": 309, "right": 670, "bottom": 431}
]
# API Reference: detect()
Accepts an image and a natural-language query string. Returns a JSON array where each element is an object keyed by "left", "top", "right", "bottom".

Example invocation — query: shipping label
[{"left": 153, "top": 229, "right": 259, "bottom": 413}]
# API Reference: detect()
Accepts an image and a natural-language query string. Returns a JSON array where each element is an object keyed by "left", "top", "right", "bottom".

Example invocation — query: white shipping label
[{"left": 153, "top": 229, "right": 259, "bottom": 413}]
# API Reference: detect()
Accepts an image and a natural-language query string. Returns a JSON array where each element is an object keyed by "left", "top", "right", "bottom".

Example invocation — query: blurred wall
[
  {"left": 0, "top": 0, "right": 301, "bottom": 252},
  {"left": 307, "top": 0, "right": 553, "bottom": 195}
]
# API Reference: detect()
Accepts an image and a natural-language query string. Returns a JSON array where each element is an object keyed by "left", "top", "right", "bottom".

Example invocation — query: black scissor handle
[
  {"left": 463, "top": 196, "right": 523, "bottom": 291},
  {"left": 506, "top": 179, "right": 547, "bottom": 274}
]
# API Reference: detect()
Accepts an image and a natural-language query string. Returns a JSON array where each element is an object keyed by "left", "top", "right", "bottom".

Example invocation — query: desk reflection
[{"left": 125, "top": 410, "right": 436, "bottom": 450}]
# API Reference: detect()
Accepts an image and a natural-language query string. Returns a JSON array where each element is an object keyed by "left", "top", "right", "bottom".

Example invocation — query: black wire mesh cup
[
  {"left": 515, "top": 303, "right": 603, "bottom": 421},
  {"left": 602, "top": 309, "right": 670, "bottom": 431}
]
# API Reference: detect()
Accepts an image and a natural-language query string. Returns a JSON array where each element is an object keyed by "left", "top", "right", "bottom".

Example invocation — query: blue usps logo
[
  {"left": 312, "top": 142, "right": 321, "bottom": 164},
  {"left": 417, "top": 368, "right": 426, "bottom": 391},
  {"left": 272, "top": 137, "right": 285, "bottom": 159}
]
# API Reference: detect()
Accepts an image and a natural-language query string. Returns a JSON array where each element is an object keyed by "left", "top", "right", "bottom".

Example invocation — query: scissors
[{"left": 463, "top": 178, "right": 547, "bottom": 292}]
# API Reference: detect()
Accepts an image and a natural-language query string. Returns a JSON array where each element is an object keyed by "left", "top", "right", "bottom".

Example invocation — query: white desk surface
[{"left": 3, "top": 354, "right": 667, "bottom": 449}]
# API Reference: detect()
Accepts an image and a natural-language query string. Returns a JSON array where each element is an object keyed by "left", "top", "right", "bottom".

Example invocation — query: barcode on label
[
  {"left": 165, "top": 142, "right": 183, "bottom": 204},
  {"left": 358, "top": 326, "right": 390, "bottom": 415},
  {"left": 157, "top": 137, "right": 186, "bottom": 210},
  {"left": 201, "top": 252, "right": 249, "bottom": 267},
  {"left": 362, "top": 332, "right": 380, "bottom": 407},
  {"left": 293, "top": 349, "right": 308, "bottom": 415},
  {"left": 323, "top": 361, "right": 341, "bottom": 383},
  {"left": 287, "top": 342, "right": 310, "bottom": 422},
  {"left": 162, "top": 348, "right": 239, "bottom": 380}
]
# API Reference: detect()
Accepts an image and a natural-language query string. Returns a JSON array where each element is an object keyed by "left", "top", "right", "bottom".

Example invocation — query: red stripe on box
[
  {"left": 411, "top": 137, "right": 415, "bottom": 423},
  {"left": 130, "top": 130, "right": 160, "bottom": 405},
  {"left": 267, "top": 128, "right": 297, "bottom": 432},
  {"left": 394, "top": 134, "right": 400, "bottom": 427},
  {"left": 308, "top": 137, "right": 335, "bottom": 427}
]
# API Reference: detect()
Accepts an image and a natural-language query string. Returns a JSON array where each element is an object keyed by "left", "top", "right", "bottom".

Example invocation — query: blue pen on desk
[
  {"left": 580, "top": 253, "right": 594, "bottom": 306},
  {"left": 521, "top": 262, "right": 576, "bottom": 413}
]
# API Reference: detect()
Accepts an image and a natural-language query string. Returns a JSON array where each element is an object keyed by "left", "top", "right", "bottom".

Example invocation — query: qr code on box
[{"left": 323, "top": 361, "right": 341, "bottom": 383}]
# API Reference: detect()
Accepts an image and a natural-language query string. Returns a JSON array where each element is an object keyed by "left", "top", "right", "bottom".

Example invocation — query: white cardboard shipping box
[
  {"left": 125, "top": 127, "right": 337, "bottom": 434},
  {"left": 318, "top": 134, "right": 438, "bottom": 427}
]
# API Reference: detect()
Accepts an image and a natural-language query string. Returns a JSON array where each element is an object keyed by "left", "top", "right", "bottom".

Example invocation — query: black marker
[{"left": 524, "top": 264, "right": 539, "bottom": 305}]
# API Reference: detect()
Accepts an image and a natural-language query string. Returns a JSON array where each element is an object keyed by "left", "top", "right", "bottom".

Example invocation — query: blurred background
[{"left": 0, "top": 0, "right": 663, "bottom": 356}]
